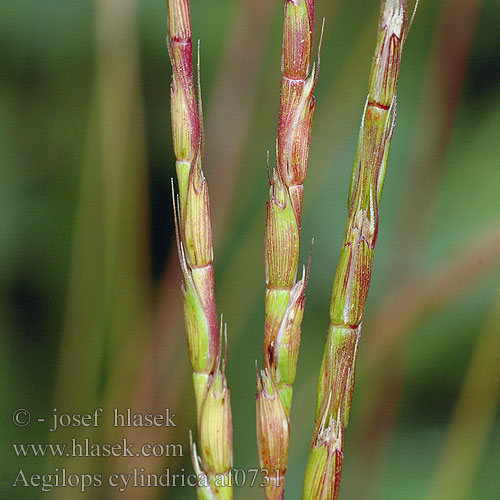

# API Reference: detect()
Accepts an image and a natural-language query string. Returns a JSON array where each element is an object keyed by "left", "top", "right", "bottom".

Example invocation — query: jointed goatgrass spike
[
  {"left": 257, "top": 1, "right": 319, "bottom": 498},
  {"left": 303, "top": 1, "right": 413, "bottom": 498},
  {"left": 166, "top": 1, "right": 233, "bottom": 498}
]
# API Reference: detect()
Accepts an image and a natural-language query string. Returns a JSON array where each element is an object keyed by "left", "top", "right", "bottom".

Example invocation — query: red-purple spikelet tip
[
  {"left": 167, "top": 0, "right": 192, "bottom": 41},
  {"left": 368, "top": 0, "right": 407, "bottom": 108},
  {"left": 167, "top": 0, "right": 200, "bottom": 165},
  {"left": 282, "top": 0, "right": 314, "bottom": 80}
]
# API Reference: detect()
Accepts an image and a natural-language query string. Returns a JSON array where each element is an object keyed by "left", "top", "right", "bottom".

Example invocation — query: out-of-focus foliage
[{"left": 1, "top": 1, "right": 499, "bottom": 499}]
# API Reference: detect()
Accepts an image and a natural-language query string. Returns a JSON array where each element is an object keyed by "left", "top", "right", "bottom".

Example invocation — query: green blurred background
[{"left": 2, "top": 0, "right": 500, "bottom": 499}]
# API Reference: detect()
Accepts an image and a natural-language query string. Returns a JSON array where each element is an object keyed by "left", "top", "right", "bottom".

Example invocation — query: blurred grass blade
[
  {"left": 54, "top": 0, "right": 152, "bottom": 499},
  {"left": 427, "top": 284, "right": 500, "bottom": 500}
]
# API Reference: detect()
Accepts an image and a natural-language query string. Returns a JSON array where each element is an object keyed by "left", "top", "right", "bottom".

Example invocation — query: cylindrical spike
[{"left": 304, "top": 1, "right": 411, "bottom": 498}]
